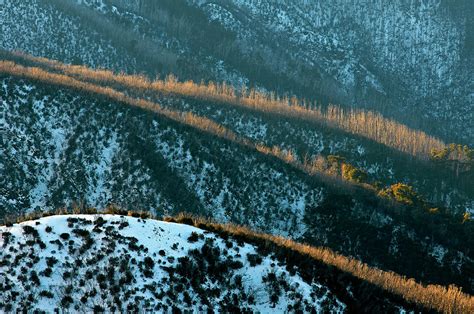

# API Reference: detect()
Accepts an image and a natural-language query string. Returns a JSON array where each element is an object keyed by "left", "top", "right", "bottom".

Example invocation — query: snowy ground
[{"left": 0, "top": 215, "right": 345, "bottom": 312}]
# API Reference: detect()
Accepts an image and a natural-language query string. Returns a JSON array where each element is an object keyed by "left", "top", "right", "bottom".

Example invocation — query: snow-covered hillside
[
  {"left": 1, "top": 0, "right": 471, "bottom": 214},
  {"left": 0, "top": 215, "right": 347, "bottom": 312}
]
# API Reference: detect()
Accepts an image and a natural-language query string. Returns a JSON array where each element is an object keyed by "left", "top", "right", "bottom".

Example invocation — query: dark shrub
[
  {"left": 247, "top": 253, "right": 263, "bottom": 266},
  {"left": 93, "top": 305, "right": 104, "bottom": 313},
  {"left": 61, "top": 295, "right": 73, "bottom": 308},
  {"left": 1, "top": 232, "right": 12, "bottom": 247},
  {"left": 42, "top": 267, "right": 52, "bottom": 277},
  {"left": 187, "top": 232, "right": 200, "bottom": 243},
  {"left": 23, "top": 225, "right": 39, "bottom": 238},
  {"left": 37, "top": 240, "right": 46, "bottom": 249},
  {"left": 94, "top": 217, "right": 105, "bottom": 226},
  {"left": 39, "top": 290, "right": 53, "bottom": 298},
  {"left": 144, "top": 256, "right": 155, "bottom": 269},
  {"left": 72, "top": 228, "right": 90, "bottom": 237},
  {"left": 119, "top": 221, "right": 129, "bottom": 229},
  {"left": 26, "top": 240, "right": 36, "bottom": 246},
  {"left": 46, "top": 256, "right": 58, "bottom": 267},
  {"left": 30, "top": 271, "right": 40, "bottom": 286},
  {"left": 97, "top": 273, "right": 106, "bottom": 283},
  {"left": 228, "top": 260, "right": 244, "bottom": 270}
]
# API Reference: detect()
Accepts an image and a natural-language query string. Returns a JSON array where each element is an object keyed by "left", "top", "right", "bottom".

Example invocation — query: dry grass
[{"left": 9, "top": 51, "right": 447, "bottom": 159}]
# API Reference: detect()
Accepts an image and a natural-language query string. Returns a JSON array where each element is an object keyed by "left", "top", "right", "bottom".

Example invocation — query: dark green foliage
[
  {"left": 22, "top": 225, "right": 39, "bottom": 238},
  {"left": 61, "top": 295, "right": 74, "bottom": 308},
  {"left": 2, "top": 232, "right": 12, "bottom": 247},
  {"left": 30, "top": 271, "right": 40, "bottom": 286},
  {"left": 72, "top": 228, "right": 90, "bottom": 237},
  {"left": 143, "top": 256, "right": 155, "bottom": 278},
  {"left": 187, "top": 232, "right": 200, "bottom": 243},
  {"left": 42, "top": 267, "right": 53, "bottom": 277},
  {"left": 39, "top": 290, "right": 53, "bottom": 298},
  {"left": 247, "top": 253, "right": 263, "bottom": 267}
]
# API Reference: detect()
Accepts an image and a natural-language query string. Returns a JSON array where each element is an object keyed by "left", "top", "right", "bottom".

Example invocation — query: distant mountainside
[
  {"left": 3, "top": 0, "right": 471, "bottom": 216},
  {"left": 188, "top": 0, "right": 474, "bottom": 144},
  {"left": 1, "top": 0, "right": 472, "bottom": 144},
  {"left": 1, "top": 56, "right": 473, "bottom": 294},
  {"left": 1, "top": 213, "right": 472, "bottom": 312},
  {"left": 0, "top": 0, "right": 473, "bottom": 306}
]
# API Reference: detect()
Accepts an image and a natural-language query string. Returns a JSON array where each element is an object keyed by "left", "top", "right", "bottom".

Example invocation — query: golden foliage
[
  {"left": 7, "top": 51, "right": 449, "bottom": 159},
  {"left": 378, "top": 183, "right": 420, "bottom": 206},
  {"left": 2, "top": 58, "right": 468, "bottom": 212},
  {"left": 0, "top": 60, "right": 355, "bottom": 194}
]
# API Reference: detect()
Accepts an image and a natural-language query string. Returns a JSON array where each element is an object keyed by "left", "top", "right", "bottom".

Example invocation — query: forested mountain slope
[
  {"left": 4, "top": 50, "right": 472, "bottom": 217},
  {"left": 1, "top": 0, "right": 473, "bottom": 304},
  {"left": 1, "top": 0, "right": 471, "bottom": 143},
  {"left": 79, "top": 0, "right": 474, "bottom": 144},
  {"left": 1, "top": 59, "right": 473, "bottom": 294},
  {"left": 191, "top": 0, "right": 473, "bottom": 144},
  {"left": 4, "top": 0, "right": 469, "bottom": 214},
  {"left": 1, "top": 0, "right": 472, "bottom": 216},
  {"left": 0, "top": 0, "right": 248, "bottom": 86}
]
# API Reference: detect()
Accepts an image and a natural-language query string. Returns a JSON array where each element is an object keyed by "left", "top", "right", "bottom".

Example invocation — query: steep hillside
[
  {"left": 0, "top": 0, "right": 247, "bottom": 86},
  {"left": 0, "top": 0, "right": 139, "bottom": 73},
  {"left": 1, "top": 75, "right": 319, "bottom": 237},
  {"left": 1, "top": 0, "right": 472, "bottom": 213},
  {"left": 189, "top": 0, "right": 473, "bottom": 144},
  {"left": 2, "top": 0, "right": 471, "bottom": 143},
  {"left": 1, "top": 60, "right": 473, "bottom": 294},
  {"left": 4, "top": 50, "right": 472, "bottom": 217},
  {"left": 1, "top": 213, "right": 472, "bottom": 312},
  {"left": 57, "top": 0, "right": 472, "bottom": 144}
]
